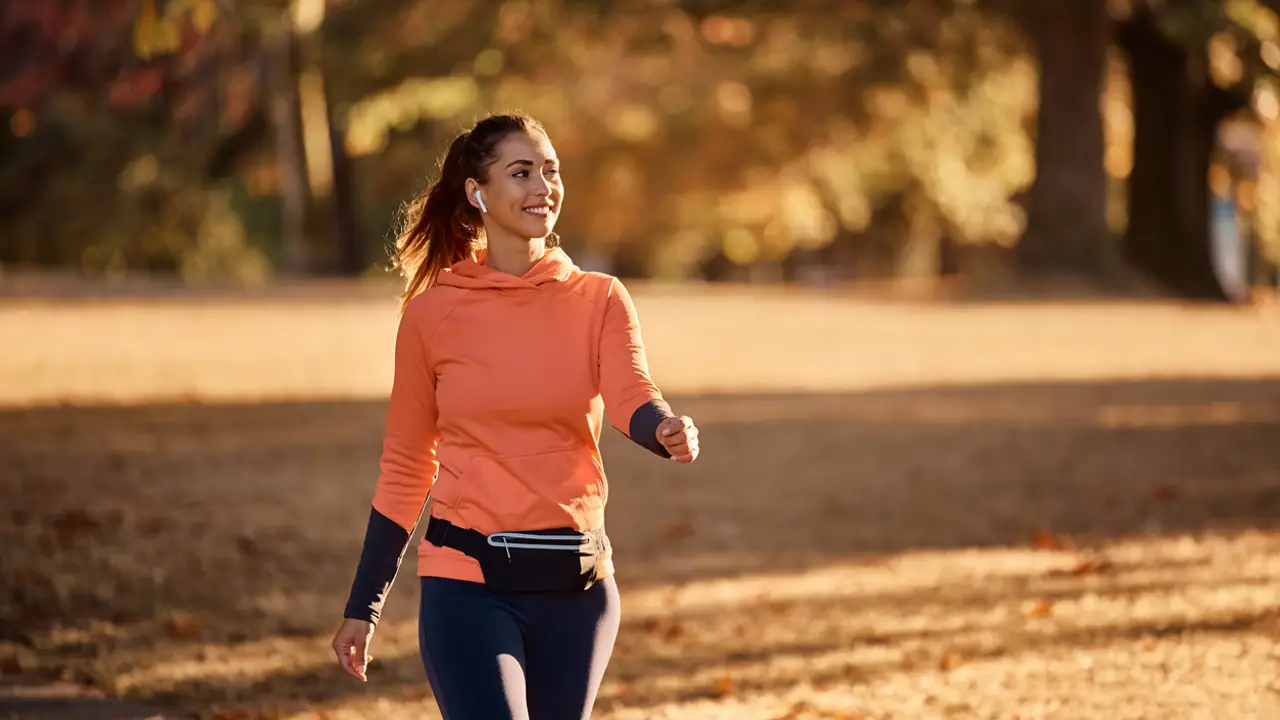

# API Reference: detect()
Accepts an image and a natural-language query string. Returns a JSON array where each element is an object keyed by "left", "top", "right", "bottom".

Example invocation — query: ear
[{"left": 464, "top": 179, "right": 482, "bottom": 211}]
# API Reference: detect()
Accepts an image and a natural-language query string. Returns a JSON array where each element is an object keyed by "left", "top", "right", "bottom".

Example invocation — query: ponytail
[
  {"left": 390, "top": 114, "right": 548, "bottom": 314},
  {"left": 391, "top": 133, "right": 480, "bottom": 313}
]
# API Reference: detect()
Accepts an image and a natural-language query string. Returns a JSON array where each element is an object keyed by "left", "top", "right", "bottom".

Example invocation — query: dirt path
[{"left": 2, "top": 285, "right": 1279, "bottom": 719}]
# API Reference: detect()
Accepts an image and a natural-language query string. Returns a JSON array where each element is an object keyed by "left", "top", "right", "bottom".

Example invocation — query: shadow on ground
[{"left": 1, "top": 376, "right": 1278, "bottom": 716}]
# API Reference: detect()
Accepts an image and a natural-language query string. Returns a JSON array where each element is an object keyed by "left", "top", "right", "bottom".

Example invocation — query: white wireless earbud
[{"left": 475, "top": 190, "right": 488, "bottom": 214}]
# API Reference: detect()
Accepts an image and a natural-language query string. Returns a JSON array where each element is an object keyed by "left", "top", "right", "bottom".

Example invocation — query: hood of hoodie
[{"left": 438, "top": 246, "right": 578, "bottom": 290}]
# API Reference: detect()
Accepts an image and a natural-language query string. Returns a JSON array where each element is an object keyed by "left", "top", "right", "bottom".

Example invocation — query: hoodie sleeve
[
  {"left": 344, "top": 298, "right": 440, "bottom": 624},
  {"left": 599, "top": 277, "right": 675, "bottom": 458}
]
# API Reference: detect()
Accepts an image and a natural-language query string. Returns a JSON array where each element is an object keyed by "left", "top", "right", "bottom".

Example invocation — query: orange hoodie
[{"left": 343, "top": 247, "right": 674, "bottom": 622}]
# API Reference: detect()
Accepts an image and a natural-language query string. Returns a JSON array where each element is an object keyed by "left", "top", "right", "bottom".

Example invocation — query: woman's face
[{"left": 470, "top": 130, "right": 563, "bottom": 242}]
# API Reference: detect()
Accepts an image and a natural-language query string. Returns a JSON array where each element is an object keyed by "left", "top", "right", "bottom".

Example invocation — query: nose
[{"left": 532, "top": 172, "right": 551, "bottom": 196}]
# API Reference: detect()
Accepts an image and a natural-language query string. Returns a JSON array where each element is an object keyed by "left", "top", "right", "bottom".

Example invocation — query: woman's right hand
[
  {"left": 657, "top": 415, "right": 700, "bottom": 464},
  {"left": 332, "top": 617, "right": 376, "bottom": 682}
]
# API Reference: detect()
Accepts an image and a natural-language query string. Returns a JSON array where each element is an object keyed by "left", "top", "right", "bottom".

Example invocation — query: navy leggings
[{"left": 418, "top": 576, "right": 621, "bottom": 720}]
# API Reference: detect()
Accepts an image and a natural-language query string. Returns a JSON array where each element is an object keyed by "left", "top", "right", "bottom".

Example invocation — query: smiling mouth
[{"left": 524, "top": 206, "right": 552, "bottom": 216}]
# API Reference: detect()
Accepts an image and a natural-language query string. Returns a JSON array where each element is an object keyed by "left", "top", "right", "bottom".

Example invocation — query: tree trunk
[
  {"left": 329, "top": 122, "right": 362, "bottom": 276},
  {"left": 321, "top": 46, "right": 362, "bottom": 277},
  {"left": 1119, "top": 7, "right": 1242, "bottom": 300},
  {"left": 1016, "top": 0, "right": 1118, "bottom": 278},
  {"left": 266, "top": 23, "right": 312, "bottom": 276},
  {"left": 895, "top": 192, "right": 942, "bottom": 289}
]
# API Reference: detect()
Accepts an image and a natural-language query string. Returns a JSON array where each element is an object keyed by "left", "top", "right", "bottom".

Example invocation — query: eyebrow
[{"left": 504, "top": 158, "right": 559, "bottom": 168}]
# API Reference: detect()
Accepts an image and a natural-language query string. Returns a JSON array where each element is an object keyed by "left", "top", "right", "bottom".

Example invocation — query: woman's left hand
[{"left": 657, "top": 416, "right": 699, "bottom": 464}]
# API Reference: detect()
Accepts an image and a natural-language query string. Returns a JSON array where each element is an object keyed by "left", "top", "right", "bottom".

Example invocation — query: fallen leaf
[
  {"left": 1050, "top": 557, "right": 1115, "bottom": 576},
  {"left": 1072, "top": 558, "right": 1115, "bottom": 574},
  {"left": 164, "top": 611, "right": 203, "bottom": 640},
  {"left": 51, "top": 509, "right": 100, "bottom": 549},
  {"left": 713, "top": 674, "right": 735, "bottom": 696},
  {"left": 939, "top": 649, "right": 965, "bottom": 671},
  {"left": 1031, "top": 530, "right": 1068, "bottom": 551},
  {"left": 1025, "top": 599, "right": 1054, "bottom": 618}
]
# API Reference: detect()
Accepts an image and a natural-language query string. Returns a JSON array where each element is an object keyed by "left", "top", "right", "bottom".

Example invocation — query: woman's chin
[{"left": 521, "top": 217, "right": 556, "bottom": 238}]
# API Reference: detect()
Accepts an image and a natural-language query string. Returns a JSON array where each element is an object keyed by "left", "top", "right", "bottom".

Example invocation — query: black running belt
[{"left": 424, "top": 516, "right": 607, "bottom": 559}]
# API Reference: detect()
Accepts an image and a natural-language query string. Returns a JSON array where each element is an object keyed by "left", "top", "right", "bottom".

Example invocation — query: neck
[{"left": 482, "top": 228, "right": 548, "bottom": 277}]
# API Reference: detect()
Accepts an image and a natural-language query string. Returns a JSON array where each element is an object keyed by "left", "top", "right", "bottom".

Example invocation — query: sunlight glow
[{"left": 292, "top": 0, "right": 325, "bottom": 35}]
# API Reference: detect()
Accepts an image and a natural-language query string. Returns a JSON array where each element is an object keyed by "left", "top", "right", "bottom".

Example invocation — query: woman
[{"left": 331, "top": 113, "right": 700, "bottom": 720}]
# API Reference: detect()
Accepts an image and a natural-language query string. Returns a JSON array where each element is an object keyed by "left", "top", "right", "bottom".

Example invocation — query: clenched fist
[{"left": 656, "top": 415, "right": 699, "bottom": 463}]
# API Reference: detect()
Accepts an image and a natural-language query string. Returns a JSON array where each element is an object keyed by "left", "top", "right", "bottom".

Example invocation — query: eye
[
  {"left": 545, "top": 167, "right": 560, "bottom": 179},
  {"left": 512, "top": 170, "right": 529, "bottom": 178}
]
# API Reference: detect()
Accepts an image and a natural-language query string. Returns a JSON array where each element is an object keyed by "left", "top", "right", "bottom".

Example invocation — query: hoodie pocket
[
  {"left": 429, "top": 447, "right": 473, "bottom": 510},
  {"left": 450, "top": 447, "right": 608, "bottom": 534}
]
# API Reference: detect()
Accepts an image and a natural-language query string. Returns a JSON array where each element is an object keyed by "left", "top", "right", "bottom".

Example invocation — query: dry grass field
[{"left": 2, "top": 279, "right": 1279, "bottom": 719}]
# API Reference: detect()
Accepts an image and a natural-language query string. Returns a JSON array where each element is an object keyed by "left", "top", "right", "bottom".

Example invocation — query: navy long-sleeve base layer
[{"left": 418, "top": 576, "right": 621, "bottom": 720}]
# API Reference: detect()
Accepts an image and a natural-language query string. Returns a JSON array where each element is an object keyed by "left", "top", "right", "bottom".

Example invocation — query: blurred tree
[
  {"left": 0, "top": 0, "right": 282, "bottom": 281},
  {"left": 1009, "top": 0, "right": 1280, "bottom": 299},
  {"left": 1118, "top": 0, "right": 1278, "bottom": 299},
  {"left": 4, "top": 0, "right": 1275, "bottom": 296},
  {"left": 323, "top": 0, "right": 1036, "bottom": 283},
  {"left": 262, "top": 12, "right": 311, "bottom": 277},
  {"left": 0, "top": 0, "right": 1041, "bottom": 285},
  {"left": 1014, "top": 0, "right": 1121, "bottom": 282}
]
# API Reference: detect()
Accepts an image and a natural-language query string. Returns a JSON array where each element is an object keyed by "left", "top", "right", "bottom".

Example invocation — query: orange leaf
[
  {"left": 713, "top": 675, "right": 735, "bottom": 696},
  {"left": 1031, "top": 530, "right": 1067, "bottom": 551},
  {"left": 1050, "top": 557, "right": 1115, "bottom": 576},
  {"left": 191, "top": 0, "right": 217, "bottom": 34},
  {"left": 1025, "top": 599, "right": 1054, "bottom": 617},
  {"left": 1071, "top": 558, "right": 1115, "bottom": 575},
  {"left": 939, "top": 649, "right": 964, "bottom": 670}
]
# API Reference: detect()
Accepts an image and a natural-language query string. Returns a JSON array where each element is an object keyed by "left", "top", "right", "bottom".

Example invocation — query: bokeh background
[
  {"left": 3, "top": 0, "right": 1280, "bottom": 296},
  {"left": 2, "top": 2, "right": 1280, "bottom": 719}
]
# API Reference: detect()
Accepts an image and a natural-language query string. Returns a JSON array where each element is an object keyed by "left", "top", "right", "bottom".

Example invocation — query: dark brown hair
[{"left": 391, "top": 113, "right": 553, "bottom": 311}]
